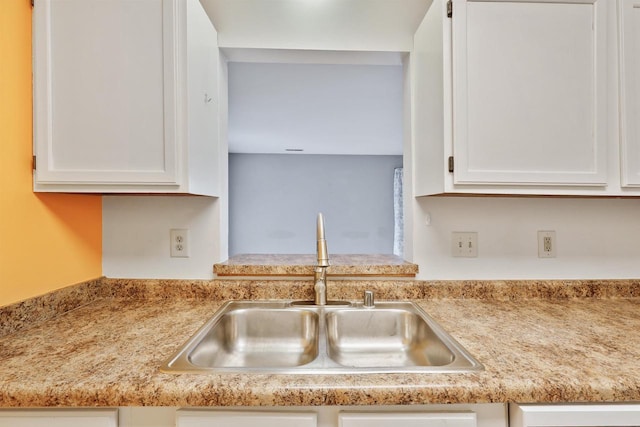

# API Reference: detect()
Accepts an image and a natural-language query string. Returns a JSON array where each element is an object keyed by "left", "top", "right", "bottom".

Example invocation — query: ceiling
[
  {"left": 200, "top": 0, "right": 428, "bottom": 155},
  {"left": 200, "top": 0, "right": 432, "bottom": 52}
]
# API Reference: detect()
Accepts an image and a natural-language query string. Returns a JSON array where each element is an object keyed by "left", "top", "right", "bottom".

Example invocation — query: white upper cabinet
[
  {"left": 33, "top": 0, "right": 223, "bottom": 195},
  {"left": 620, "top": 0, "right": 640, "bottom": 186},
  {"left": 451, "top": 0, "right": 608, "bottom": 186},
  {"left": 411, "top": 0, "right": 638, "bottom": 196}
]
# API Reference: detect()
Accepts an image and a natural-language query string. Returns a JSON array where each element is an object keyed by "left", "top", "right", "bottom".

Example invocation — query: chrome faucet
[{"left": 314, "top": 213, "right": 330, "bottom": 305}]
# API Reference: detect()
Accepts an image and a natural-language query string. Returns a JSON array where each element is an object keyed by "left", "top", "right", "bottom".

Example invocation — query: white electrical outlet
[
  {"left": 537, "top": 230, "right": 556, "bottom": 258},
  {"left": 170, "top": 229, "right": 189, "bottom": 258},
  {"left": 452, "top": 232, "right": 478, "bottom": 257}
]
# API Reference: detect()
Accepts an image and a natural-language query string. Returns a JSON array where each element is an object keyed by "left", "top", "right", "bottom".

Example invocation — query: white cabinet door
[
  {"left": 176, "top": 410, "right": 317, "bottom": 427},
  {"left": 620, "top": 0, "right": 640, "bottom": 186},
  {"left": 33, "top": 0, "right": 221, "bottom": 195},
  {"left": 182, "top": 0, "right": 221, "bottom": 196},
  {"left": 510, "top": 403, "right": 640, "bottom": 426},
  {"left": 451, "top": 0, "right": 608, "bottom": 186},
  {"left": 0, "top": 409, "right": 117, "bottom": 427},
  {"left": 33, "top": 0, "right": 178, "bottom": 186},
  {"left": 339, "top": 411, "right": 477, "bottom": 427}
]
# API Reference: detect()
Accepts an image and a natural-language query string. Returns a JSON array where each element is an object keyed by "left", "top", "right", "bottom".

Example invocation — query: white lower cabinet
[
  {"left": 9, "top": 403, "right": 640, "bottom": 426},
  {"left": 0, "top": 409, "right": 118, "bottom": 427},
  {"left": 339, "top": 411, "right": 477, "bottom": 427},
  {"left": 176, "top": 409, "right": 480, "bottom": 427},
  {"left": 175, "top": 404, "right": 503, "bottom": 427},
  {"left": 510, "top": 403, "right": 640, "bottom": 426},
  {"left": 176, "top": 409, "right": 317, "bottom": 427},
  {"left": 0, "top": 405, "right": 504, "bottom": 427}
]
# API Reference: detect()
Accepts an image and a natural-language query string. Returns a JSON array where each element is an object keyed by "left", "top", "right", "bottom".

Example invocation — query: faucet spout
[
  {"left": 314, "top": 213, "right": 330, "bottom": 305},
  {"left": 316, "top": 213, "right": 329, "bottom": 267}
]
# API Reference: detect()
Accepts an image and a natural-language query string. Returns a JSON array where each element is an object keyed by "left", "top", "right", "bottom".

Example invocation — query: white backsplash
[{"left": 102, "top": 195, "right": 640, "bottom": 280}]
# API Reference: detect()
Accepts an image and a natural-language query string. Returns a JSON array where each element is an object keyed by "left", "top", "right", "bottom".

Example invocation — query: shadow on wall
[
  {"left": 0, "top": 180, "right": 102, "bottom": 305},
  {"left": 35, "top": 193, "right": 102, "bottom": 253}
]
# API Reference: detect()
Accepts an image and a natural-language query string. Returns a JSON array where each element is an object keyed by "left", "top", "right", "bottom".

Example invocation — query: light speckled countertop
[{"left": 0, "top": 277, "right": 639, "bottom": 407}]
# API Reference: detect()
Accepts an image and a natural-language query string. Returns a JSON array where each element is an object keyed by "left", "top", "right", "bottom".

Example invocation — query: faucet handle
[{"left": 363, "top": 290, "right": 375, "bottom": 308}]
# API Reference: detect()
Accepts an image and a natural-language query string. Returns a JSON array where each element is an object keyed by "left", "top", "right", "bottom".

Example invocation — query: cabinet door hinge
[
  {"left": 447, "top": 0, "right": 453, "bottom": 18},
  {"left": 32, "top": 155, "right": 36, "bottom": 170},
  {"left": 448, "top": 156, "right": 454, "bottom": 173}
]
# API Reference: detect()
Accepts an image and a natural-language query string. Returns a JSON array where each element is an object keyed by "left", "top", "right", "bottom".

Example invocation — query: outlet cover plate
[
  {"left": 170, "top": 229, "right": 190, "bottom": 258},
  {"left": 452, "top": 232, "right": 478, "bottom": 257},
  {"left": 538, "top": 230, "right": 556, "bottom": 258}
]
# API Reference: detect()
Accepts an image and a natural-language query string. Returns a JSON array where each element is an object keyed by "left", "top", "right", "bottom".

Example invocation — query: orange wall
[{"left": 0, "top": 0, "right": 102, "bottom": 307}]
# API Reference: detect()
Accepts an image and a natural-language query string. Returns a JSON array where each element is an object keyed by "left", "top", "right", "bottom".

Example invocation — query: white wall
[
  {"left": 409, "top": 196, "right": 640, "bottom": 280},
  {"left": 103, "top": 196, "right": 224, "bottom": 279},
  {"left": 102, "top": 194, "right": 640, "bottom": 280},
  {"left": 228, "top": 62, "right": 403, "bottom": 155},
  {"left": 228, "top": 154, "right": 403, "bottom": 256}
]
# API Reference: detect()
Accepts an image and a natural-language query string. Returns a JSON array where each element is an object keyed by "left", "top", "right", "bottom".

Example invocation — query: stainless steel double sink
[{"left": 161, "top": 300, "right": 483, "bottom": 374}]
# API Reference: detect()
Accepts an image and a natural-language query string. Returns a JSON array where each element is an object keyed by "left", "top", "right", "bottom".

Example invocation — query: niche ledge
[{"left": 214, "top": 254, "right": 418, "bottom": 277}]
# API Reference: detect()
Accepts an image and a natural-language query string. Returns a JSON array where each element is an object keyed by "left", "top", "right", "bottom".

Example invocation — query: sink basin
[
  {"left": 161, "top": 300, "right": 482, "bottom": 374},
  {"left": 189, "top": 306, "right": 319, "bottom": 368},
  {"left": 326, "top": 308, "right": 455, "bottom": 368}
]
